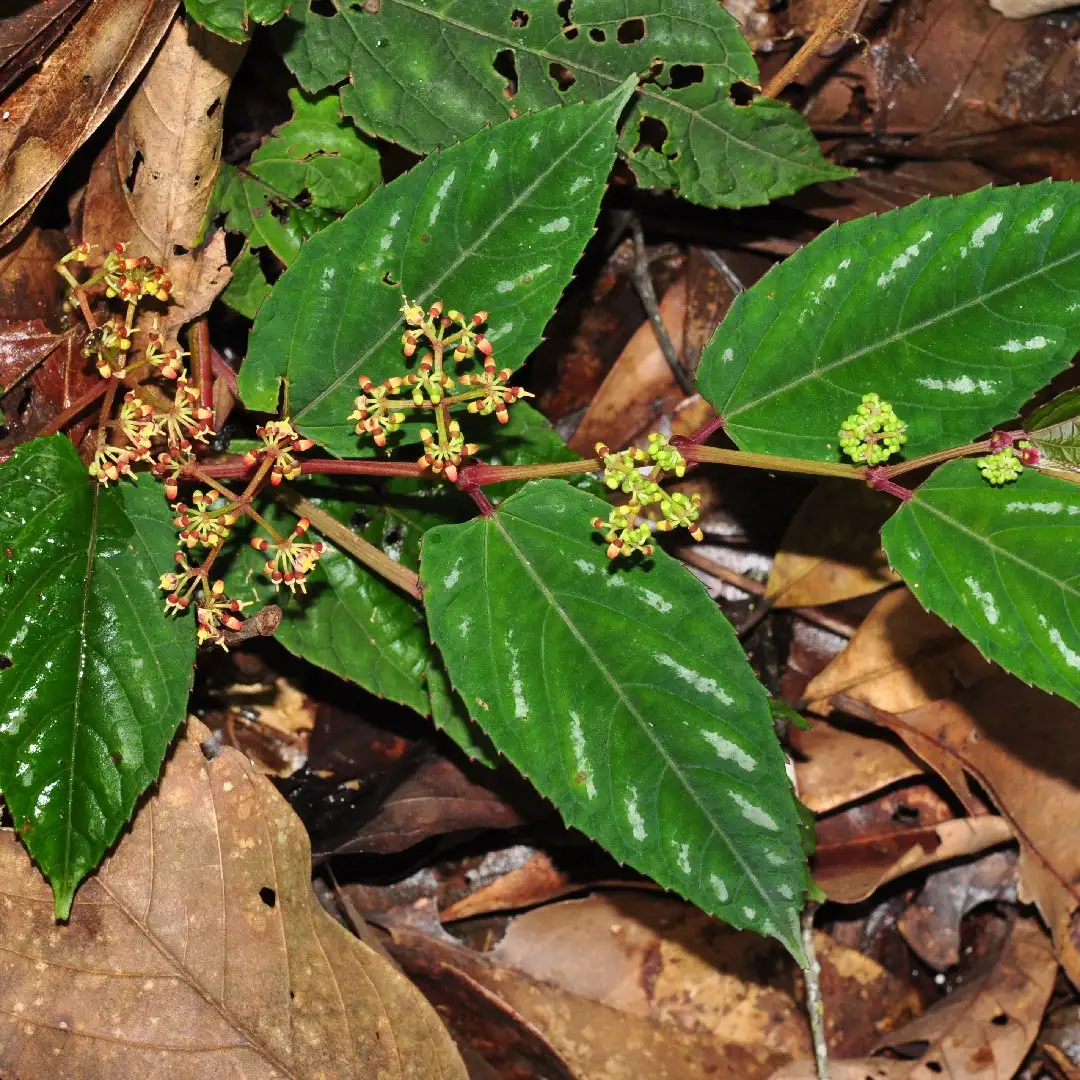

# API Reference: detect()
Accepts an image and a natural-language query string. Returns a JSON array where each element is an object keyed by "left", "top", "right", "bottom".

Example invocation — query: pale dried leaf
[
  {"left": 82, "top": 17, "right": 239, "bottom": 336},
  {"left": 804, "top": 589, "right": 993, "bottom": 715},
  {"left": 0, "top": 0, "right": 177, "bottom": 241},
  {"left": 0, "top": 717, "right": 468, "bottom": 1080},
  {"left": 792, "top": 718, "right": 923, "bottom": 815},
  {"left": 766, "top": 482, "right": 899, "bottom": 608},
  {"left": 771, "top": 918, "right": 1056, "bottom": 1079}
]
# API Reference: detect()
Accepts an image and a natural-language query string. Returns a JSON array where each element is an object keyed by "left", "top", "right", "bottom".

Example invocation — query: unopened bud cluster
[
  {"left": 348, "top": 299, "right": 532, "bottom": 482},
  {"left": 591, "top": 434, "right": 702, "bottom": 558},
  {"left": 978, "top": 434, "right": 1038, "bottom": 485},
  {"left": 838, "top": 393, "right": 908, "bottom": 465}
]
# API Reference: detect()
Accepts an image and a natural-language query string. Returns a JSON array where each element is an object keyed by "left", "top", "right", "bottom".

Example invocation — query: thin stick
[
  {"left": 762, "top": 0, "right": 864, "bottom": 99},
  {"left": 629, "top": 217, "right": 694, "bottom": 396},
  {"left": 702, "top": 249, "right": 746, "bottom": 295},
  {"left": 801, "top": 903, "right": 831, "bottom": 1080},
  {"left": 276, "top": 489, "right": 423, "bottom": 601},
  {"left": 196, "top": 457, "right": 428, "bottom": 480}
]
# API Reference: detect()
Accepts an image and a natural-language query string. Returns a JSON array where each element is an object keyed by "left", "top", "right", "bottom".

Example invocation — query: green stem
[
  {"left": 459, "top": 458, "right": 603, "bottom": 486},
  {"left": 681, "top": 443, "right": 863, "bottom": 479}
]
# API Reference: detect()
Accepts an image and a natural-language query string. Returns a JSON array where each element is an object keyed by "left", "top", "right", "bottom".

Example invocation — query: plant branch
[
  {"left": 679, "top": 442, "right": 863, "bottom": 479},
  {"left": 458, "top": 458, "right": 602, "bottom": 486},
  {"left": 37, "top": 379, "right": 111, "bottom": 436},
  {"left": 629, "top": 217, "right": 694, "bottom": 396},
  {"left": 878, "top": 438, "right": 992, "bottom": 478},
  {"left": 191, "top": 318, "right": 213, "bottom": 412},
  {"left": 762, "top": 0, "right": 864, "bottom": 99},
  {"left": 275, "top": 488, "right": 423, "bottom": 601},
  {"left": 801, "top": 904, "right": 831, "bottom": 1080},
  {"left": 196, "top": 457, "right": 428, "bottom": 480}
]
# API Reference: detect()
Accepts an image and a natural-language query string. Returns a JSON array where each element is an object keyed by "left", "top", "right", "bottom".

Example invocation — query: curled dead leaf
[
  {"left": 0, "top": 716, "right": 467, "bottom": 1080},
  {"left": 0, "top": 0, "right": 177, "bottom": 242}
]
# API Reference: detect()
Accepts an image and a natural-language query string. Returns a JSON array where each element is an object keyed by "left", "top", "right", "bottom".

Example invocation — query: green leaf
[
  {"left": 1028, "top": 388, "right": 1080, "bottom": 471},
  {"left": 0, "top": 438, "right": 195, "bottom": 917},
  {"left": 221, "top": 483, "right": 432, "bottom": 714},
  {"left": 183, "top": 0, "right": 290, "bottom": 42},
  {"left": 278, "top": 0, "right": 846, "bottom": 209},
  {"left": 421, "top": 479, "right": 810, "bottom": 957},
  {"left": 239, "top": 80, "right": 635, "bottom": 456},
  {"left": 698, "top": 182, "right": 1080, "bottom": 462},
  {"left": 881, "top": 459, "right": 1080, "bottom": 709},
  {"left": 220, "top": 243, "right": 272, "bottom": 320}
]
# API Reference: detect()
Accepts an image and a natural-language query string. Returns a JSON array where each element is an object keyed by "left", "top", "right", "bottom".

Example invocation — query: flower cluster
[
  {"left": 978, "top": 436, "right": 1038, "bottom": 485},
  {"left": 591, "top": 434, "right": 702, "bottom": 558},
  {"left": 250, "top": 517, "right": 325, "bottom": 594},
  {"left": 242, "top": 420, "right": 314, "bottom": 485},
  {"left": 348, "top": 299, "right": 532, "bottom": 481},
  {"left": 838, "top": 393, "right": 908, "bottom": 465}
]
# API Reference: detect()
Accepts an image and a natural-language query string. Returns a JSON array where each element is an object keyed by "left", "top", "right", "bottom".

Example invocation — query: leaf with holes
[
  {"left": 239, "top": 79, "right": 634, "bottom": 455},
  {"left": 1028, "top": 388, "right": 1080, "bottom": 471},
  {"left": 0, "top": 437, "right": 195, "bottom": 918},
  {"left": 698, "top": 182, "right": 1080, "bottom": 461},
  {"left": 881, "top": 460, "right": 1080, "bottom": 709},
  {"left": 214, "top": 88, "right": 380, "bottom": 286},
  {"left": 183, "top": 0, "right": 291, "bottom": 42},
  {"left": 278, "top": 0, "right": 846, "bottom": 208},
  {"left": 421, "top": 479, "right": 810, "bottom": 957}
]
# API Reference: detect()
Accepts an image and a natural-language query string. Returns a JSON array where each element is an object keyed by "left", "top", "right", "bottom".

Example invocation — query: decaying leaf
[
  {"left": 389, "top": 918, "right": 790, "bottom": 1080},
  {"left": 82, "top": 16, "right": 239, "bottom": 337},
  {"left": 765, "top": 482, "right": 900, "bottom": 609},
  {"left": 791, "top": 717, "right": 923, "bottom": 815},
  {"left": 813, "top": 782, "right": 1012, "bottom": 904},
  {"left": 804, "top": 589, "right": 994, "bottom": 715},
  {"left": 0, "top": 0, "right": 177, "bottom": 242},
  {"left": 0, "top": 318, "right": 63, "bottom": 392},
  {"left": 771, "top": 917, "right": 1056, "bottom": 1079},
  {"left": 897, "top": 850, "right": 1018, "bottom": 971},
  {"left": 0, "top": 0, "right": 91, "bottom": 100},
  {"left": 0, "top": 716, "right": 468, "bottom": 1079},
  {"left": 868, "top": 678, "right": 1080, "bottom": 987}
]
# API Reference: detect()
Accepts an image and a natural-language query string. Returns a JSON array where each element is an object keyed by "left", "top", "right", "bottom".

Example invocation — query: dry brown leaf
[
  {"left": 389, "top": 919, "right": 790, "bottom": 1080},
  {"left": 0, "top": 716, "right": 468, "bottom": 1080},
  {"left": 488, "top": 894, "right": 917, "bottom": 1059},
  {"left": 0, "top": 0, "right": 92, "bottom": 99},
  {"left": 82, "top": 16, "right": 238, "bottom": 337},
  {"left": 771, "top": 917, "right": 1056, "bottom": 1080},
  {"left": 897, "top": 850, "right": 1018, "bottom": 971},
  {"left": 813, "top": 782, "right": 1011, "bottom": 903},
  {"left": 0, "top": 318, "right": 63, "bottom": 391},
  {"left": 861, "top": 678, "right": 1080, "bottom": 987},
  {"left": 568, "top": 277, "right": 687, "bottom": 455},
  {"left": 0, "top": 0, "right": 177, "bottom": 242},
  {"left": 804, "top": 589, "right": 993, "bottom": 716},
  {"left": 766, "top": 482, "right": 900, "bottom": 608},
  {"left": 792, "top": 717, "right": 923, "bottom": 814},
  {"left": 492, "top": 892, "right": 812, "bottom": 1059}
]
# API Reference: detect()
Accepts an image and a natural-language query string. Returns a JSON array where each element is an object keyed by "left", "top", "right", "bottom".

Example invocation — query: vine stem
[
  {"left": 801, "top": 904, "right": 831, "bottom": 1080},
  {"left": 37, "top": 379, "right": 111, "bottom": 436},
  {"left": 275, "top": 488, "right": 423, "bottom": 601},
  {"left": 762, "top": 0, "right": 864, "bottom": 99},
  {"left": 191, "top": 318, "right": 214, "bottom": 412},
  {"left": 679, "top": 443, "right": 862, "bottom": 479}
]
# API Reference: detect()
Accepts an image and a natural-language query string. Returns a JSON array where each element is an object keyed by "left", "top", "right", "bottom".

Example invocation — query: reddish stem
[
  {"left": 684, "top": 413, "right": 726, "bottom": 446},
  {"left": 210, "top": 346, "right": 237, "bottom": 394},
  {"left": 192, "top": 319, "right": 213, "bottom": 411},
  {"left": 865, "top": 468, "right": 914, "bottom": 501},
  {"left": 37, "top": 379, "right": 111, "bottom": 437},
  {"left": 195, "top": 457, "right": 428, "bottom": 481}
]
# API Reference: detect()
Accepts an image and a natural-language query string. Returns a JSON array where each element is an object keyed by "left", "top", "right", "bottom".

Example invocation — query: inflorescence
[{"left": 838, "top": 393, "right": 908, "bottom": 465}]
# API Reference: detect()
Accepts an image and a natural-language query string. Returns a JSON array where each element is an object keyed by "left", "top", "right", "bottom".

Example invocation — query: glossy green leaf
[
  {"left": 220, "top": 243, "right": 272, "bottom": 320},
  {"left": 1028, "top": 388, "right": 1080, "bottom": 470},
  {"left": 240, "top": 80, "right": 635, "bottom": 456},
  {"left": 278, "top": 0, "right": 846, "bottom": 208},
  {"left": 221, "top": 483, "right": 432, "bottom": 714},
  {"left": 183, "top": 0, "right": 290, "bottom": 42},
  {"left": 0, "top": 438, "right": 195, "bottom": 917},
  {"left": 421, "top": 479, "right": 809, "bottom": 957},
  {"left": 698, "top": 182, "right": 1080, "bottom": 461},
  {"left": 882, "top": 460, "right": 1080, "bottom": 708}
]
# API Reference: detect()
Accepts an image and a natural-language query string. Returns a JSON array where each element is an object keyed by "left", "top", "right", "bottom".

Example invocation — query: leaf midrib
[
  {"left": 723, "top": 234, "right": 1080, "bottom": 421},
  {"left": 292, "top": 88, "right": 620, "bottom": 425},
  {"left": 486, "top": 506, "right": 788, "bottom": 934}
]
